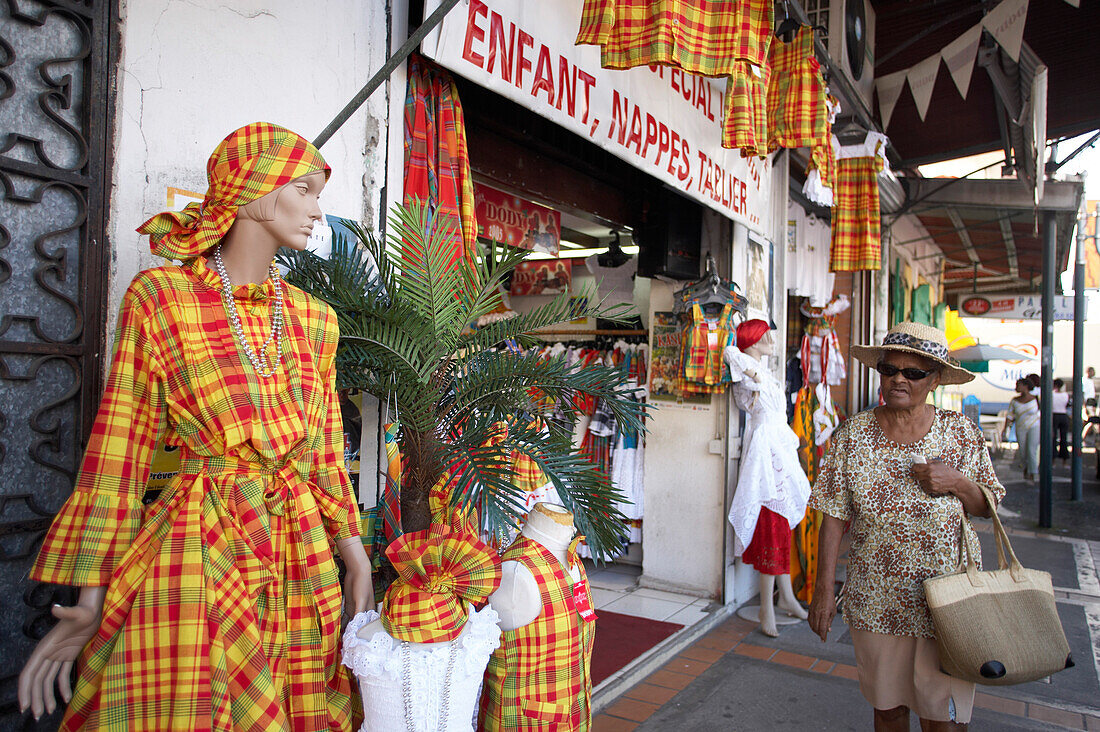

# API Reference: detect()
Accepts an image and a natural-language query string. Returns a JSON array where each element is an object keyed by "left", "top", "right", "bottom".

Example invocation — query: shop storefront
[{"left": 412, "top": 0, "right": 786, "bottom": 608}]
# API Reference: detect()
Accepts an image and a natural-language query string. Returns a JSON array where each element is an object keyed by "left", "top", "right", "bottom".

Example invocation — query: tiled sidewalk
[{"left": 593, "top": 612, "right": 1100, "bottom": 731}]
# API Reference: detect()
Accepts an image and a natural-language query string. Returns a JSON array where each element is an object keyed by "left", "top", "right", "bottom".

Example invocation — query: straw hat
[{"left": 850, "top": 321, "right": 975, "bottom": 385}]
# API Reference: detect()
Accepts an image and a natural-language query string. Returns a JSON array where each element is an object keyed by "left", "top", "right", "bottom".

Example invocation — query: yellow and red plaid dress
[
  {"left": 830, "top": 138, "right": 886, "bottom": 272},
  {"left": 766, "top": 26, "right": 828, "bottom": 152},
  {"left": 31, "top": 256, "right": 362, "bottom": 731},
  {"left": 478, "top": 536, "right": 595, "bottom": 731},
  {"left": 577, "top": 0, "right": 772, "bottom": 75}
]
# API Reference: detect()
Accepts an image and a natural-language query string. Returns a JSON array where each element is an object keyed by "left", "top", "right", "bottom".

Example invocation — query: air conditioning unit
[{"left": 826, "top": 0, "right": 876, "bottom": 112}]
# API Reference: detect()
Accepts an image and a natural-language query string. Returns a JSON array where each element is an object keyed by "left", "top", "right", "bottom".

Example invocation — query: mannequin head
[
  {"left": 522, "top": 503, "right": 575, "bottom": 549},
  {"left": 234, "top": 170, "right": 326, "bottom": 251},
  {"left": 737, "top": 319, "right": 774, "bottom": 358}
]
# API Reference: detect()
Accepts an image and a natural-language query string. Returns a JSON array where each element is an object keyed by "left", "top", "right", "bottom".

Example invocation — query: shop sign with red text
[
  {"left": 475, "top": 182, "right": 561, "bottom": 255},
  {"left": 422, "top": 0, "right": 771, "bottom": 233},
  {"left": 957, "top": 293, "right": 1079, "bottom": 320}
]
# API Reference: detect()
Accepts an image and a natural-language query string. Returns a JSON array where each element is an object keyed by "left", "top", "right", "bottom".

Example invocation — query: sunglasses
[{"left": 876, "top": 363, "right": 936, "bottom": 381}]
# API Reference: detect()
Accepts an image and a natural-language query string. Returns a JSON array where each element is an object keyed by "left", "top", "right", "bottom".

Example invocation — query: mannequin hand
[
  {"left": 910, "top": 458, "right": 962, "bottom": 498},
  {"left": 336, "top": 537, "right": 373, "bottom": 618},
  {"left": 18, "top": 586, "right": 105, "bottom": 720},
  {"left": 807, "top": 586, "right": 836, "bottom": 642}
]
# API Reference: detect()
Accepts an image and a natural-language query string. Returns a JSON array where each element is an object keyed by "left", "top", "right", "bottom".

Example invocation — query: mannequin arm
[
  {"left": 18, "top": 585, "right": 106, "bottom": 720},
  {"left": 337, "top": 537, "right": 374, "bottom": 616},
  {"left": 488, "top": 561, "right": 541, "bottom": 631}
]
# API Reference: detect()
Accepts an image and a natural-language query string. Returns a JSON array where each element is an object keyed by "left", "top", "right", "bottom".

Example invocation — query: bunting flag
[
  {"left": 941, "top": 23, "right": 983, "bottom": 100},
  {"left": 906, "top": 53, "right": 941, "bottom": 121},
  {"left": 982, "top": 0, "right": 1029, "bottom": 63},
  {"left": 874, "top": 69, "right": 907, "bottom": 129}
]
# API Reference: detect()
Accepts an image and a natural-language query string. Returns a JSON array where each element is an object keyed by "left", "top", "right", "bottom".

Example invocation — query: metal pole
[
  {"left": 1039, "top": 211, "right": 1056, "bottom": 528},
  {"left": 1072, "top": 216, "right": 1085, "bottom": 500},
  {"left": 313, "top": 0, "right": 463, "bottom": 148}
]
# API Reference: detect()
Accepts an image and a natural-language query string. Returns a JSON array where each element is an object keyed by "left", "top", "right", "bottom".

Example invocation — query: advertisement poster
[
  {"left": 957, "top": 293, "right": 1079, "bottom": 320},
  {"left": 649, "top": 311, "right": 710, "bottom": 407},
  {"left": 475, "top": 182, "right": 561, "bottom": 255},
  {"left": 510, "top": 259, "right": 571, "bottom": 296}
]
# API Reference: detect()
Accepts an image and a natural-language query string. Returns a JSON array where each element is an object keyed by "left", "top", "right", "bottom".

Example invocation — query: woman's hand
[
  {"left": 910, "top": 458, "right": 962, "bottom": 498},
  {"left": 336, "top": 537, "right": 374, "bottom": 618},
  {"left": 18, "top": 586, "right": 105, "bottom": 720},
  {"left": 808, "top": 588, "right": 836, "bottom": 642}
]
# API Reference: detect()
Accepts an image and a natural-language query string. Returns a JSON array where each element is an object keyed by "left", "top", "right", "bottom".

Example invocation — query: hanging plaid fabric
[
  {"left": 721, "top": 61, "right": 769, "bottom": 157},
  {"left": 576, "top": 0, "right": 773, "bottom": 75},
  {"left": 403, "top": 54, "right": 477, "bottom": 265},
  {"left": 766, "top": 27, "right": 827, "bottom": 152},
  {"left": 380, "top": 422, "right": 404, "bottom": 545},
  {"left": 830, "top": 133, "right": 887, "bottom": 272},
  {"left": 804, "top": 97, "right": 840, "bottom": 207}
]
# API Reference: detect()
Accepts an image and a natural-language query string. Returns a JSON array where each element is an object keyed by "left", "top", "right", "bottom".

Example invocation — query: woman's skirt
[{"left": 850, "top": 627, "right": 976, "bottom": 723}]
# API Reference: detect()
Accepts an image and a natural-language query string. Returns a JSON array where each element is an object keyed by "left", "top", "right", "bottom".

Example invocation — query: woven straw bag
[{"left": 923, "top": 486, "right": 1072, "bottom": 685}]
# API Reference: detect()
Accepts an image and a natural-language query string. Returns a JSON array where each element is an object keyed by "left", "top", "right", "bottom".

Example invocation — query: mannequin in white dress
[
  {"left": 725, "top": 321, "right": 811, "bottom": 637},
  {"left": 342, "top": 530, "right": 502, "bottom": 732}
]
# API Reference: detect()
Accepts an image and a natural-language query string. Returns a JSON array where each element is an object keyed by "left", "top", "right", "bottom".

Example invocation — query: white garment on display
[
  {"left": 724, "top": 347, "right": 811, "bottom": 556},
  {"left": 804, "top": 214, "right": 835, "bottom": 307},
  {"left": 585, "top": 254, "right": 638, "bottom": 309},
  {"left": 342, "top": 606, "right": 502, "bottom": 732}
]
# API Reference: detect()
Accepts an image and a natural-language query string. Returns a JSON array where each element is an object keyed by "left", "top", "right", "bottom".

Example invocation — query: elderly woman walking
[{"left": 807, "top": 322, "right": 1005, "bottom": 731}]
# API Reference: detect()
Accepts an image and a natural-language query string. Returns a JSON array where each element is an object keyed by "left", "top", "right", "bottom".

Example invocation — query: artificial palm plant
[{"left": 279, "top": 201, "right": 647, "bottom": 560}]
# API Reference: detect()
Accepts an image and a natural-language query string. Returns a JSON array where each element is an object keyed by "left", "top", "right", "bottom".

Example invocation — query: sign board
[
  {"left": 475, "top": 182, "right": 560, "bottom": 254},
  {"left": 510, "top": 259, "right": 571, "bottom": 296},
  {"left": 422, "top": 0, "right": 770, "bottom": 230},
  {"left": 957, "top": 293, "right": 1080, "bottom": 321}
]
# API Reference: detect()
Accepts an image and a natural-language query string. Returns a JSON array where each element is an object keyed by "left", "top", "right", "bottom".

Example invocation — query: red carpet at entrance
[{"left": 591, "top": 610, "right": 684, "bottom": 686}]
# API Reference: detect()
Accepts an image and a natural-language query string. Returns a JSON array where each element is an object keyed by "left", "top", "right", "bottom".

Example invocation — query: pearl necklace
[{"left": 212, "top": 245, "right": 284, "bottom": 377}]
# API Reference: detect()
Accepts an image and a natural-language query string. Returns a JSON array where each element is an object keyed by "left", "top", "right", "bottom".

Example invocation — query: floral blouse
[{"left": 809, "top": 408, "right": 1005, "bottom": 638}]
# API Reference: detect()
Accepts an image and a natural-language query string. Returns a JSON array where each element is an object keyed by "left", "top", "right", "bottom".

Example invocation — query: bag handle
[{"left": 958, "top": 485, "right": 1023, "bottom": 584}]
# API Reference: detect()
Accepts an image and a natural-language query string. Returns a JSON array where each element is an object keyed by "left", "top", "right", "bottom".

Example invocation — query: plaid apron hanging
[
  {"left": 829, "top": 154, "right": 884, "bottom": 272},
  {"left": 766, "top": 27, "right": 828, "bottom": 152}
]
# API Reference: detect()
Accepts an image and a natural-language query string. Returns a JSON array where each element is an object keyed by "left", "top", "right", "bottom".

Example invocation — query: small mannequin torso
[{"left": 489, "top": 504, "right": 580, "bottom": 631}]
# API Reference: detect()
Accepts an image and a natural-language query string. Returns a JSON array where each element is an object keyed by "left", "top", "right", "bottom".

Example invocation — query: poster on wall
[
  {"left": 650, "top": 311, "right": 710, "bottom": 407},
  {"left": 510, "top": 259, "right": 571, "bottom": 296},
  {"left": 421, "top": 0, "right": 770, "bottom": 232},
  {"left": 475, "top": 182, "right": 561, "bottom": 254},
  {"left": 746, "top": 237, "right": 770, "bottom": 319}
]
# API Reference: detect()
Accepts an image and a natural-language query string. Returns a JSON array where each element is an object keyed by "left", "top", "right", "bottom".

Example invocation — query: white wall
[{"left": 108, "top": 0, "right": 389, "bottom": 326}]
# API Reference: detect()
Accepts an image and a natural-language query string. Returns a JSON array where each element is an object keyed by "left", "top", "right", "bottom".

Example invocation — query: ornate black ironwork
[{"left": 0, "top": 0, "right": 115, "bottom": 726}]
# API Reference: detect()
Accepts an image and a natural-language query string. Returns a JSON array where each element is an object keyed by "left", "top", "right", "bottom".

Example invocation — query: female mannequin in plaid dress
[{"left": 18, "top": 123, "right": 372, "bottom": 730}]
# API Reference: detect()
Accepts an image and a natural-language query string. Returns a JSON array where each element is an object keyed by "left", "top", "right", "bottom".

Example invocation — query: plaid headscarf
[
  {"left": 381, "top": 528, "right": 501, "bottom": 643},
  {"left": 137, "top": 122, "right": 330, "bottom": 260}
]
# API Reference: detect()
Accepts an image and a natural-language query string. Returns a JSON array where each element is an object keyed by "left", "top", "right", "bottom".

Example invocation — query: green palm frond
[{"left": 387, "top": 201, "right": 469, "bottom": 345}]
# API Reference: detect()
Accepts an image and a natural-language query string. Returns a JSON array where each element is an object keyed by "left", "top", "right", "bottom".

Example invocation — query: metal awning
[{"left": 890, "top": 177, "right": 1084, "bottom": 295}]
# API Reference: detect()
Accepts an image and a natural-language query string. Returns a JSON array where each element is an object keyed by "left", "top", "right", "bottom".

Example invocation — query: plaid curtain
[
  {"left": 829, "top": 155, "right": 884, "bottom": 272},
  {"left": 404, "top": 54, "right": 477, "bottom": 264}
]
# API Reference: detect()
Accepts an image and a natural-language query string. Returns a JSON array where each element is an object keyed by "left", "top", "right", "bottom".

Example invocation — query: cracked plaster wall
[{"left": 107, "top": 0, "right": 389, "bottom": 331}]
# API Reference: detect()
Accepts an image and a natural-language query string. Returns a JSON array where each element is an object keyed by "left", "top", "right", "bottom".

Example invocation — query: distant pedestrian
[
  {"left": 1006, "top": 378, "right": 1040, "bottom": 481},
  {"left": 808, "top": 322, "right": 1005, "bottom": 731},
  {"left": 1052, "top": 379, "right": 1071, "bottom": 463},
  {"left": 1083, "top": 366, "right": 1097, "bottom": 402},
  {"left": 1026, "top": 373, "right": 1041, "bottom": 396}
]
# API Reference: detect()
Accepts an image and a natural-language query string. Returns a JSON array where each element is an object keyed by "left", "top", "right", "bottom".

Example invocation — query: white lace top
[{"left": 342, "top": 605, "right": 502, "bottom": 732}]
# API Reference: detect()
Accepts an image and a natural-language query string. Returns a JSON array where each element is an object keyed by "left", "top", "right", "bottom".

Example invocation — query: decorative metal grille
[{"left": 0, "top": 0, "right": 114, "bottom": 726}]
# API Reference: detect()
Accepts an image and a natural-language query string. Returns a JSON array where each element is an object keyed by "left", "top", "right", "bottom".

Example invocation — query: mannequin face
[
  {"left": 747, "top": 330, "right": 775, "bottom": 357},
  {"left": 240, "top": 170, "right": 326, "bottom": 250}
]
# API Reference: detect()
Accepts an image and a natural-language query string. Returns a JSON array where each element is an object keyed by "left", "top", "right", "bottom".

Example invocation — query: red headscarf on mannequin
[{"left": 736, "top": 319, "right": 771, "bottom": 350}]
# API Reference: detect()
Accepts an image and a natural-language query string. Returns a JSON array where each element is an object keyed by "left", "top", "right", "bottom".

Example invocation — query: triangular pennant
[
  {"left": 983, "top": 0, "right": 1029, "bottom": 63},
  {"left": 940, "top": 23, "right": 983, "bottom": 100},
  {"left": 875, "top": 69, "right": 908, "bottom": 129},
  {"left": 907, "top": 54, "right": 941, "bottom": 122},
  {"left": 1064, "top": 0, "right": 1079, "bottom": 6}
]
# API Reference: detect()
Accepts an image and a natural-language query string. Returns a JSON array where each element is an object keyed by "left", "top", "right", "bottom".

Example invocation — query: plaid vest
[{"left": 478, "top": 536, "right": 595, "bottom": 731}]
